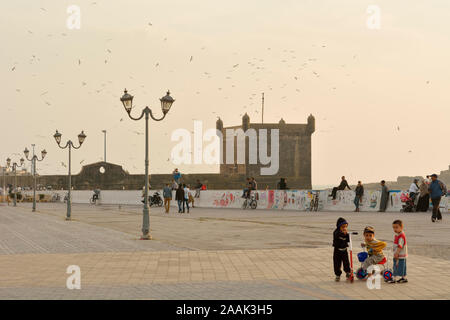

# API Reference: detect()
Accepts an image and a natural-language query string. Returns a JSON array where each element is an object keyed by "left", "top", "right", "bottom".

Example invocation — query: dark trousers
[
  {"left": 331, "top": 187, "right": 338, "bottom": 200},
  {"left": 354, "top": 195, "right": 362, "bottom": 209},
  {"left": 183, "top": 199, "right": 189, "bottom": 212},
  {"left": 431, "top": 197, "right": 442, "bottom": 220},
  {"left": 333, "top": 248, "right": 350, "bottom": 276}
]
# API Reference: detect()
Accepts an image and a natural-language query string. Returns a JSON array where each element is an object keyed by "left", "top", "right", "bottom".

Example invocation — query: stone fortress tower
[
  {"left": 216, "top": 113, "right": 315, "bottom": 189},
  {"left": 6, "top": 115, "right": 315, "bottom": 190}
]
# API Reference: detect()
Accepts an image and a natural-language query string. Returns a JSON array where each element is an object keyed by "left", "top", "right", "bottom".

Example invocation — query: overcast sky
[{"left": 1, "top": 0, "right": 449, "bottom": 186}]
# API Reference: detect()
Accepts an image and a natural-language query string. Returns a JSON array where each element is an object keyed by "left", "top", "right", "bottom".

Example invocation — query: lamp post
[
  {"left": 120, "top": 89, "right": 175, "bottom": 240},
  {"left": 53, "top": 130, "right": 87, "bottom": 220},
  {"left": 1, "top": 164, "right": 6, "bottom": 203},
  {"left": 6, "top": 157, "right": 25, "bottom": 206},
  {"left": 24, "top": 146, "right": 47, "bottom": 212},
  {"left": 102, "top": 130, "right": 107, "bottom": 163}
]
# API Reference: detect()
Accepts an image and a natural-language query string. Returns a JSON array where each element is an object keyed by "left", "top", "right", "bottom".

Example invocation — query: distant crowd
[{"left": 330, "top": 174, "right": 447, "bottom": 222}]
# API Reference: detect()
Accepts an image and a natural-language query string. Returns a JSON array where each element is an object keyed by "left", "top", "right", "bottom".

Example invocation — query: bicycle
[
  {"left": 63, "top": 193, "right": 70, "bottom": 203},
  {"left": 242, "top": 192, "right": 257, "bottom": 210},
  {"left": 51, "top": 193, "right": 61, "bottom": 202},
  {"left": 309, "top": 191, "right": 320, "bottom": 212},
  {"left": 89, "top": 194, "right": 100, "bottom": 205}
]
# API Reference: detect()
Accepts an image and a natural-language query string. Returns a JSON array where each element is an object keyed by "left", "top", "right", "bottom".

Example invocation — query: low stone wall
[{"left": 20, "top": 189, "right": 449, "bottom": 212}]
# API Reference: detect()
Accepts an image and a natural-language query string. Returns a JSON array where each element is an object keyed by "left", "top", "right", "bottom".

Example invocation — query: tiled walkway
[{"left": 0, "top": 204, "right": 449, "bottom": 299}]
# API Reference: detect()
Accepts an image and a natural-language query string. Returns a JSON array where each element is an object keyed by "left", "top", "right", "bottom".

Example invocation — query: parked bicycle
[
  {"left": 309, "top": 191, "right": 320, "bottom": 212},
  {"left": 242, "top": 192, "right": 258, "bottom": 210},
  {"left": 51, "top": 193, "right": 61, "bottom": 202},
  {"left": 89, "top": 194, "right": 100, "bottom": 205},
  {"left": 63, "top": 193, "right": 70, "bottom": 203}
]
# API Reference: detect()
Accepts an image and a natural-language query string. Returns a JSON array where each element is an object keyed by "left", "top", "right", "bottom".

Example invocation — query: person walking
[
  {"left": 428, "top": 174, "right": 447, "bottom": 222},
  {"left": 353, "top": 181, "right": 364, "bottom": 212},
  {"left": 183, "top": 184, "right": 190, "bottom": 213},
  {"left": 163, "top": 183, "right": 172, "bottom": 214},
  {"left": 417, "top": 180, "right": 430, "bottom": 212},
  {"left": 378, "top": 180, "right": 389, "bottom": 212},
  {"left": 175, "top": 184, "right": 185, "bottom": 213}
]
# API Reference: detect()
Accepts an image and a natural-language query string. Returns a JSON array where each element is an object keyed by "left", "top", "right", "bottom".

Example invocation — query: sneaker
[
  {"left": 345, "top": 272, "right": 351, "bottom": 279},
  {"left": 396, "top": 278, "right": 408, "bottom": 283},
  {"left": 335, "top": 276, "right": 340, "bottom": 282},
  {"left": 385, "top": 279, "right": 396, "bottom": 284}
]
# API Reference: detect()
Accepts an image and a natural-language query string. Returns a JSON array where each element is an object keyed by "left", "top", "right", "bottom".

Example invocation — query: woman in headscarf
[{"left": 417, "top": 179, "right": 430, "bottom": 212}]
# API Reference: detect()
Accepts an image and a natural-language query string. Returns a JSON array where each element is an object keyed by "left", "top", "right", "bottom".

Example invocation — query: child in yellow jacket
[{"left": 360, "top": 226, "right": 387, "bottom": 271}]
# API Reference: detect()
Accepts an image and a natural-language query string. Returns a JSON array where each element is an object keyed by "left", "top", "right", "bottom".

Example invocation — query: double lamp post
[
  {"left": 53, "top": 130, "right": 87, "bottom": 220},
  {"left": 5, "top": 157, "right": 25, "bottom": 206},
  {"left": 23, "top": 145, "right": 47, "bottom": 212},
  {"left": 120, "top": 89, "right": 175, "bottom": 240}
]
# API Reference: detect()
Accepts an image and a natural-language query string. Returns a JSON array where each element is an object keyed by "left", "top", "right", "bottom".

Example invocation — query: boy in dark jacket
[{"left": 333, "top": 217, "right": 351, "bottom": 281}]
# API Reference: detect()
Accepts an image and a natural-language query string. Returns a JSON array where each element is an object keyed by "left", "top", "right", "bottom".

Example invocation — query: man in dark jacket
[
  {"left": 353, "top": 181, "right": 364, "bottom": 212},
  {"left": 331, "top": 176, "right": 351, "bottom": 200},
  {"left": 333, "top": 217, "right": 351, "bottom": 281},
  {"left": 175, "top": 184, "right": 185, "bottom": 213},
  {"left": 428, "top": 174, "right": 447, "bottom": 222}
]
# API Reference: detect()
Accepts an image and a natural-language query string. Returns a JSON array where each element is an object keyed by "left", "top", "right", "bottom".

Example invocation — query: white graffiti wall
[{"left": 21, "top": 189, "right": 449, "bottom": 212}]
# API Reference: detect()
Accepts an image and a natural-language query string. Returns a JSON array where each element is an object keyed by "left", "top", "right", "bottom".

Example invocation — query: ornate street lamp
[
  {"left": 120, "top": 88, "right": 175, "bottom": 239},
  {"left": 24, "top": 145, "right": 47, "bottom": 212},
  {"left": 6, "top": 157, "right": 25, "bottom": 206},
  {"left": 53, "top": 130, "right": 87, "bottom": 220}
]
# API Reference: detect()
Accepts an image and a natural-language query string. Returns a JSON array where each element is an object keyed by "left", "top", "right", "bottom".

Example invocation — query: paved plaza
[{"left": 0, "top": 202, "right": 449, "bottom": 299}]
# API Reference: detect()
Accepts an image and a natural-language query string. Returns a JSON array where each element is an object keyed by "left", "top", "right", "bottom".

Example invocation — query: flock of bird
[{"left": 8, "top": 5, "right": 423, "bottom": 173}]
